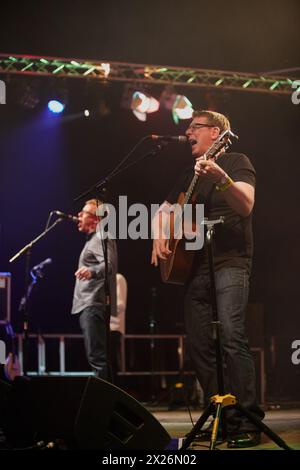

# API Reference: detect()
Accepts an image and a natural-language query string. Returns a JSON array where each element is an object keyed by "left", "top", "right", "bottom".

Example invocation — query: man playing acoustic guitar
[{"left": 151, "top": 110, "right": 264, "bottom": 448}]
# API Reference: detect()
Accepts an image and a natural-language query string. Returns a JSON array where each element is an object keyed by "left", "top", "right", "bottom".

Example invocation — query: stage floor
[{"left": 148, "top": 407, "right": 300, "bottom": 450}]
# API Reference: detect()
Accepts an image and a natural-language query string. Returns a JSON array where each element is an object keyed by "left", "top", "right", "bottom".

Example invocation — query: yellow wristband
[{"left": 215, "top": 176, "right": 234, "bottom": 192}]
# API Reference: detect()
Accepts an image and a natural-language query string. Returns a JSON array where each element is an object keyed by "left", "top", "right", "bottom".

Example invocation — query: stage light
[
  {"left": 159, "top": 87, "right": 194, "bottom": 124},
  {"left": 131, "top": 91, "right": 160, "bottom": 121},
  {"left": 84, "top": 109, "right": 90, "bottom": 117},
  {"left": 172, "top": 95, "right": 193, "bottom": 124},
  {"left": 100, "top": 63, "right": 111, "bottom": 78},
  {"left": 48, "top": 100, "right": 65, "bottom": 114}
]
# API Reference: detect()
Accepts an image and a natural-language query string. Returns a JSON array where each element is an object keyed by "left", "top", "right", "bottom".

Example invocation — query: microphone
[
  {"left": 150, "top": 135, "right": 187, "bottom": 143},
  {"left": 32, "top": 258, "right": 52, "bottom": 272},
  {"left": 53, "top": 210, "right": 79, "bottom": 223}
]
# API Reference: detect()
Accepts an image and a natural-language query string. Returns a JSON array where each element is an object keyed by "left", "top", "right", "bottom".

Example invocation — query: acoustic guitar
[{"left": 160, "top": 129, "right": 236, "bottom": 285}]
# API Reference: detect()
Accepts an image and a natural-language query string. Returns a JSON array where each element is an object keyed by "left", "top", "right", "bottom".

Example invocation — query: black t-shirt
[{"left": 166, "top": 152, "right": 256, "bottom": 274}]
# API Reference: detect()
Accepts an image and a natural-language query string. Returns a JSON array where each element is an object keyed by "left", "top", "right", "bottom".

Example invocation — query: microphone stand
[
  {"left": 181, "top": 217, "right": 292, "bottom": 451},
  {"left": 100, "top": 222, "right": 113, "bottom": 382},
  {"left": 9, "top": 218, "right": 63, "bottom": 375},
  {"left": 73, "top": 139, "right": 169, "bottom": 383},
  {"left": 149, "top": 287, "right": 157, "bottom": 403}
]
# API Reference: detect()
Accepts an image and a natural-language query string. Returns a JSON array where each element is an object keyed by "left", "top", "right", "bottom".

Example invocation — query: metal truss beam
[{"left": 0, "top": 53, "right": 297, "bottom": 96}]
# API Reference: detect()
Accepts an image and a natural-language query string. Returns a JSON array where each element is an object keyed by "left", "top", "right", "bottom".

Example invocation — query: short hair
[
  {"left": 85, "top": 199, "right": 103, "bottom": 216},
  {"left": 192, "top": 110, "right": 230, "bottom": 133}
]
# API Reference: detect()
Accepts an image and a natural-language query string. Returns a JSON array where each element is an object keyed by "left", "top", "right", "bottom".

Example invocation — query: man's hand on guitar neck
[
  {"left": 151, "top": 239, "right": 172, "bottom": 266},
  {"left": 194, "top": 157, "right": 225, "bottom": 182}
]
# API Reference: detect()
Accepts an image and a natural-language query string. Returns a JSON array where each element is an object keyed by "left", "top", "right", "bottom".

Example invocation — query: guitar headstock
[{"left": 204, "top": 129, "right": 239, "bottom": 160}]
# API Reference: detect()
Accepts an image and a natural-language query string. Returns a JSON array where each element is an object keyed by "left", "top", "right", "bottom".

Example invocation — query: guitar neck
[{"left": 184, "top": 174, "right": 199, "bottom": 205}]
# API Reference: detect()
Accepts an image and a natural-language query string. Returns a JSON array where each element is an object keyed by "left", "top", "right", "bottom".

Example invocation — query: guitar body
[
  {"left": 160, "top": 237, "right": 195, "bottom": 285},
  {"left": 160, "top": 192, "right": 198, "bottom": 285}
]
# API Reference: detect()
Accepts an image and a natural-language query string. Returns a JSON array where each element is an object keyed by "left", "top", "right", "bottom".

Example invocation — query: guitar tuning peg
[{"left": 229, "top": 130, "right": 239, "bottom": 140}]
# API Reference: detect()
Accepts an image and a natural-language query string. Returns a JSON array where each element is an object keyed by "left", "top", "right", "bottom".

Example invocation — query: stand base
[{"left": 180, "top": 393, "right": 292, "bottom": 451}]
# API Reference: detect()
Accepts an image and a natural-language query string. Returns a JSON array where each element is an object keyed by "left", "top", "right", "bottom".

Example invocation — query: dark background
[{"left": 0, "top": 0, "right": 299, "bottom": 401}]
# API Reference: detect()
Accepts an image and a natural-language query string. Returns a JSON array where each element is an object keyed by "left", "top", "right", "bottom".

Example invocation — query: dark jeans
[
  {"left": 184, "top": 266, "right": 264, "bottom": 433},
  {"left": 79, "top": 306, "right": 109, "bottom": 380}
]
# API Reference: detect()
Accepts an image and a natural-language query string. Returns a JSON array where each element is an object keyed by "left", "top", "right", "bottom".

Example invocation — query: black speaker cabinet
[{"left": 3, "top": 376, "right": 170, "bottom": 450}]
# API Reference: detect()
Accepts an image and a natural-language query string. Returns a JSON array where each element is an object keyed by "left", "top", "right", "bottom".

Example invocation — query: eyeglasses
[{"left": 187, "top": 123, "right": 216, "bottom": 131}]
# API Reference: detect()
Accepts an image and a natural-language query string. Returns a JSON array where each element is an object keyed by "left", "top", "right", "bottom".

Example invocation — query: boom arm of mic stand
[
  {"left": 9, "top": 217, "right": 63, "bottom": 376},
  {"left": 9, "top": 218, "right": 63, "bottom": 263},
  {"left": 73, "top": 140, "right": 167, "bottom": 204}
]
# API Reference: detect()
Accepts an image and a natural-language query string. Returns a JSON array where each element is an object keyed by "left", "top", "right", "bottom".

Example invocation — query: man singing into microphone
[
  {"left": 152, "top": 110, "right": 264, "bottom": 448},
  {"left": 71, "top": 199, "right": 117, "bottom": 380}
]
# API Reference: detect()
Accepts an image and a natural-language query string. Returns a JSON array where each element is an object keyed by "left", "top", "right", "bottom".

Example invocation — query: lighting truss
[{"left": 0, "top": 53, "right": 296, "bottom": 95}]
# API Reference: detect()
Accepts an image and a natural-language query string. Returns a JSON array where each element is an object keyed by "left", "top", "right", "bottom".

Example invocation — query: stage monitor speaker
[
  {"left": 75, "top": 376, "right": 170, "bottom": 449},
  {"left": 4, "top": 376, "right": 170, "bottom": 450}
]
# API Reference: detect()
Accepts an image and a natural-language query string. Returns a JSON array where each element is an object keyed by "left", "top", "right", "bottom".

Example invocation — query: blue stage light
[{"left": 48, "top": 100, "right": 65, "bottom": 114}]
